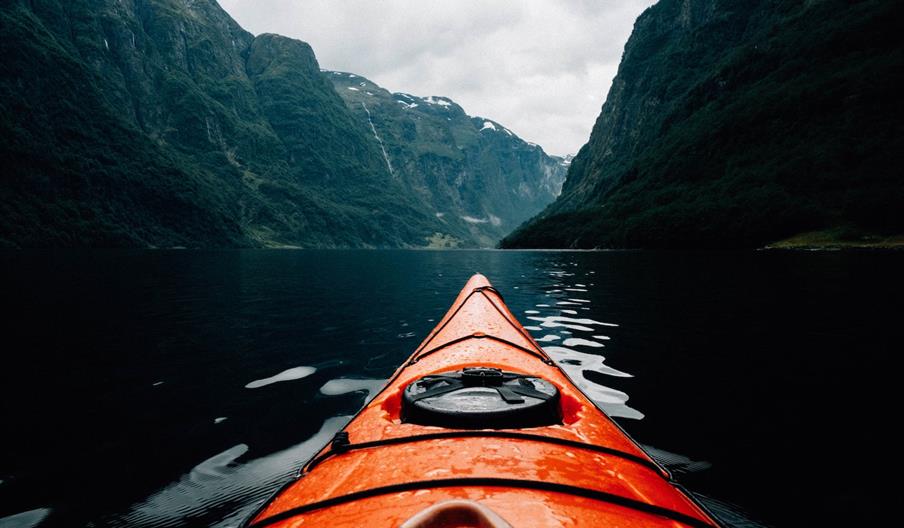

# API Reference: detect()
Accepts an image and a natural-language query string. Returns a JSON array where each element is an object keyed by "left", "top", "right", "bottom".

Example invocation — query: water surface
[{"left": 0, "top": 250, "right": 897, "bottom": 527}]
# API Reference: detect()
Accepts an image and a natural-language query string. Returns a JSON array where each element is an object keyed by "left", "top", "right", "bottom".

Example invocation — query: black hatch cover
[{"left": 402, "top": 367, "right": 561, "bottom": 429}]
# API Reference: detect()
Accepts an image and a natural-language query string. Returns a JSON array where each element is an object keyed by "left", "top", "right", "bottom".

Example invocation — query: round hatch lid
[{"left": 402, "top": 367, "right": 560, "bottom": 429}]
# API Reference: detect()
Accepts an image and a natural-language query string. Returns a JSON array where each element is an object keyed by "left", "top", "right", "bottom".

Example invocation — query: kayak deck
[{"left": 245, "top": 274, "right": 719, "bottom": 528}]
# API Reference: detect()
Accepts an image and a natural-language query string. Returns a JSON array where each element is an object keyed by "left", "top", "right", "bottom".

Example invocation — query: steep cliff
[
  {"left": 0, "top": 0, "right": 450, "bottom": 248},
  {"left": 328, "top": 71, "right": 567, "bottom": 246},
  {"left": 502, "top": 0, "right": 903, "bottom": 248}
]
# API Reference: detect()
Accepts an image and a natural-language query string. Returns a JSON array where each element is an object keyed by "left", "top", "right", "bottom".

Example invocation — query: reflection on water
[
  {"left": 1, "top": 249, "right": 896, "bottom": 527},
  {"left": 244, "top": 366, "right": 317, "bottom": 389},
  {"left": 642, "top": 445, "right": 713, "bottom": 477},
  {"left": 0, "top": 508, "right": 51, "bottom": 528},
  {"left": 528, "top": 316, "right": 617, "bottom": 331},
  {"left": 319, "top": 378, "right": 385, "bottom": 396},
  {"left": 94, "top": 376, "right": 388, "bottom": 527},
  {"left": 95, "top": 418, "right": 348, "bottom": 528},
  {"left": 525, "top": 266, "right": 642, "bottom": 420},
  {"left": 562, "top": 338, "right": 604, "bottom": 347}
]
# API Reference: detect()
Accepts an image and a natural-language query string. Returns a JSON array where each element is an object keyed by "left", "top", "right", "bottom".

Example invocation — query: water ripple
[
  {"left": 244, "top": 366, "right": 316, "bottom": 389},
  {"left": 319, "top": 378, "right": 386, "bottom": 396},
  {"left": 97, "top": 417, "right": 349, "bottom": 528},
  {"left": 561, "top": 337, "right": 604, "bottom": 348},
  {"left": 543, "top": 346, "right": 643, "bottom": 420},
  {"left": 529, "top": 270, "right": 642, "bottom": 420},
  {"left": 0, "top": 508, "right": 51, "bottom": 528}
]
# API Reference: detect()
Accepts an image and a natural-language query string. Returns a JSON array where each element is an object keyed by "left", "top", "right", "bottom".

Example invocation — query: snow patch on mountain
[{"left": 424, "top": 96, "right": 452, "bottom": 107}]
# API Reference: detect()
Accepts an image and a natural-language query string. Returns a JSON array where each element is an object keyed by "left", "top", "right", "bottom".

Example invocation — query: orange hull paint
[{"left": 245, "top": 274, "right": 719, "bottom": 528}]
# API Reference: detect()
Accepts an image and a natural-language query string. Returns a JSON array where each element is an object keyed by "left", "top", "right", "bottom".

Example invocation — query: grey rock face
[{"left": 327, "top": 71, "right": 569, "bottom": 246}]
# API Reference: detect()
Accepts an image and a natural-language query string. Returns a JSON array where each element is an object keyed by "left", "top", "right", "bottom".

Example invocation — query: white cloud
[{"left": 219, "top": 0, "right": 655, "bottom": 156}]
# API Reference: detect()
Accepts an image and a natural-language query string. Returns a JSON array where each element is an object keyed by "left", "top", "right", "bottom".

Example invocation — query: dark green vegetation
[
  {"left": 0, "top": 0, "right": 442, "bottom": 248},
  {"left": 767, "top": 227, "right": 904, "bottom": 249},
  {"left": 502, "top": 0, "right": 904, "bottom": 249},
  {"left": 328, "top": 72, "right": 567, "bottom": 246},
  {"left": 0, "top": 0, "right": 562, "bottom": 248}
]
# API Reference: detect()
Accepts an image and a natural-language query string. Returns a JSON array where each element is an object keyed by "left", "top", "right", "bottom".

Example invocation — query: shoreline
[{"left": 764, "top": 229, "right": 904, "bottom": 251}]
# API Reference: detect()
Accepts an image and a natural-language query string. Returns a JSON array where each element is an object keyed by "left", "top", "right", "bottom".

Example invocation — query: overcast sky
[{"left": 219, "top": 0, "right": 655, "bottom": 156}]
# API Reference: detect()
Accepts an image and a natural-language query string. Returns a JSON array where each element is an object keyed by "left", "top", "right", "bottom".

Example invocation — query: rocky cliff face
[
  {"left": 553, "top": 0, "right": 726, "bottom": 207},
  {"left": 327, "top": 71, "right": 568, "bottom": 246},
  {"left": 503, "top": 0, "right": 903, "bottom": 248},
  {"left": 0, "top": 0, "right": 472, "bottom": 247}
]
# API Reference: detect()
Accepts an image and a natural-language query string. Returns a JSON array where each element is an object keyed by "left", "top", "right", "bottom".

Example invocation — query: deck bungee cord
[
  {"left": 300, "top": 430, "right": 670, "bottom": 478},
  {"left": 241, "top": 275, "right": 722, "bottom": 528},
  {"left": 248, "top": 478, "right": 718, "bottom": 528}
]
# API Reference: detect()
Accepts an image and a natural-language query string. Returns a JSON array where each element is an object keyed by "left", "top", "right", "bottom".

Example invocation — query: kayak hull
[{"left": 245, "top": 274, "right": 719, "bottom": 528}]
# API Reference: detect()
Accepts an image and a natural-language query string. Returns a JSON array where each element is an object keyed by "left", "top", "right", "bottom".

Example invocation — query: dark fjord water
[{"left": 1, "top": 250, "right": 897, "bottom": 528}]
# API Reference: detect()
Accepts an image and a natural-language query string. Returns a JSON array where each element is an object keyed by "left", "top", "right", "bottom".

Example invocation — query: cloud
[{"left": 219, "top": 0, "right": 655, "bottom": 156}]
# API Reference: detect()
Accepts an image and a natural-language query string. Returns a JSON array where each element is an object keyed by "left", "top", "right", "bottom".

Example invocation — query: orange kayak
[{"left": 243, "top": 274, "right": 720, "bottom": 528}]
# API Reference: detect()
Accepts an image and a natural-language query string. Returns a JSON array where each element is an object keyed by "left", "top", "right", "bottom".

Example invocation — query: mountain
[
  {"left": 1, "top": 0, "right": 560, "bottom": 249},
  {"left": 502, "top": 0, "right": 904, "bottom": 249},
  {"left": 326, "top": 71, "right": 567, "bottom": 246}
]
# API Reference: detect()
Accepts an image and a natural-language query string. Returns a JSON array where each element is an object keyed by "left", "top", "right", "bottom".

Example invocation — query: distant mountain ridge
[
  {"left": 0, "top": 0, "right": 564, "bottom": 248},
  {"left": 326, "top": 71, "right": 567, "bottom": 246},
  {"left": 503, "top": 0, "right": 904, "bottom": 249}
]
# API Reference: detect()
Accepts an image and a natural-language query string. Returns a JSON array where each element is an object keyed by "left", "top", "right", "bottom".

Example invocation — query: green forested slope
[
  {"left": 502, "top": 0, "right": 903, "bottom": 249},
  {"left": 328, "top": 71, "right": 568, "bottom": 246},
  {"left": 0, "top": 0, "right": 449, "bottom": 248}
]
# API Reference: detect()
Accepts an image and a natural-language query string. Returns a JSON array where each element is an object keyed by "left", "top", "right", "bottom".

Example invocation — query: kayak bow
[{"left": 244, "top": 274, "right": 720, "bottom": 528}]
